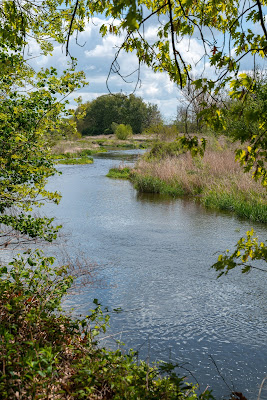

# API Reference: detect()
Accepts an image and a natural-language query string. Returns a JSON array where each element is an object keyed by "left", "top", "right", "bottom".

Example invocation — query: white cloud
[
  {"left": 28, "top": 15, "right": 253, "bottom": 121},
  {"left": 177, "top": 38, "right": 206, "bottom": 69},
  {"left": 144, "top": 26, "right": 158, "bottom": 42},
  {"left": 85, "top": 34, "right": 123, "bottom": 58}
]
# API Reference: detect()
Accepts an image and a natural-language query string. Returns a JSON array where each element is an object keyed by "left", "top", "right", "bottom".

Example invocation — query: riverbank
[
  {"left": 52, "top": 134, "right": 155, "bottom": 156},
  {"left": 53, "top": 149, "right": 95, "bottom": 165},
  {"left": 108, "top": 139, "right": 267, "bottom": 223},
  {"left": 52, "top": 134, "right": 155, "bottom": 165},
  {"left": 0, "top": 250, "right": 213, "bottom": 400}
]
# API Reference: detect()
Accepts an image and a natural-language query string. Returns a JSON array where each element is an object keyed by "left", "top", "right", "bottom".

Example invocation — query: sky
[{"left": 28, "top": 13, "right": 266, "bottom": 122}]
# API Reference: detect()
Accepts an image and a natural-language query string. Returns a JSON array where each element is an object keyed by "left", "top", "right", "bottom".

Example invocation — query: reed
[{"left": 132, "top": 147, "right": 267, "bottom": 223}]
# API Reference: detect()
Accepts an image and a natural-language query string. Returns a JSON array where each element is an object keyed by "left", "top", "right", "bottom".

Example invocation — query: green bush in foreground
[{"left": 0, "top": 251, "right": 214, "bottom": 400}]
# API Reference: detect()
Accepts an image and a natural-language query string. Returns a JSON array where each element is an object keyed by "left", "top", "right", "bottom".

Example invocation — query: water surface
[{"left": 44, "top": 150, "right": 267, "bottom": 399}]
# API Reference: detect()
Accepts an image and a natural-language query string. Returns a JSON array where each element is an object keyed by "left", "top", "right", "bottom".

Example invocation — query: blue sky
[{"left": 28, "top": 14, "right": 266, "bottom": 122}]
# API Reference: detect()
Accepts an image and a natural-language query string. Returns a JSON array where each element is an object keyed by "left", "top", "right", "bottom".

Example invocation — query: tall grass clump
[
  {"left": 132, "top": 139, "right": 267, "bottom": 222},
  {"left": 133, "top": 174, "right": 185, "bottom": 196}
]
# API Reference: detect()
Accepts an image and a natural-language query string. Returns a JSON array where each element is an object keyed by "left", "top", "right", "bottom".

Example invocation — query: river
[{"left": 44, "top": 149, "right": 267, "bottom": 400}]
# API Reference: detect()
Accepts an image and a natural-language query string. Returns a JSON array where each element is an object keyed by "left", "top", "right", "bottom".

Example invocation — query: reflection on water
[{"left": 43, "top": 150, "right": 267, "bottom": 400}]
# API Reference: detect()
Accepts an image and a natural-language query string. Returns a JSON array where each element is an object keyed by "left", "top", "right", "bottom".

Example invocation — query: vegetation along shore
[{"left": 108, "top": 137, "right": 267, "bottom": 224}]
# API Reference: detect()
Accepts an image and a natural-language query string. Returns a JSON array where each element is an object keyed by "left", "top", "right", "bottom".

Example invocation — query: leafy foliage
[
  {"left": 0, "top": 250, "right": 75, "bottom": 398},
  {"left": 0, "top": 44, "right": 86, "bottom": 247},
  {"left": 0, "top": 250, "right": 214, "bottom": 400},
  {"left": 115, "top": 123, "right": 133, "bottom": 139},
  {"left": 223, "top": 74, "right": 267, "bottom": 186},
  {"left": 212, "top": 230, "right": 267, "bottom": 277}
]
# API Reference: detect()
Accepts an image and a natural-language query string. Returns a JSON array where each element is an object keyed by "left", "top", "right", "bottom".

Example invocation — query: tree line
[{"left": 74, "top": 93, "right": 162, "bottom": 136}]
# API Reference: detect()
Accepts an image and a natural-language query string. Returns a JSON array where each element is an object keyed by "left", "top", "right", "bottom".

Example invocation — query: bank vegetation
[{"left": 109, "top": 137, "right": 267, "bottom": 223}]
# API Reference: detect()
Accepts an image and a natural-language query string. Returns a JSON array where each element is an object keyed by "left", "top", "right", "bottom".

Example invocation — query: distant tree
[
  {"left": 124, "top": 94, "right": 162, "bottom": 134},
  {"left": 75, "top": 94, "right": 162, "bottom": 135}
]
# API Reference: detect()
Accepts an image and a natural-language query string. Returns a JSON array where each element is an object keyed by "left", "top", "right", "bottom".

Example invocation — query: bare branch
[
  {"left": 255, "top": 0, "right": 267, "bottom": 41},
  {"left": 167, "top": 0, "right": 183, "bottom": 88},
  {"left": 66, "top": 0, "right": 79, "bottom": 57}
]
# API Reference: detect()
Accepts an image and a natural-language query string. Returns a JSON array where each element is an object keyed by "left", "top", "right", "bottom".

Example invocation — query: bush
[{"left": 115, "top": 124, "right": 133, "bottom": 140}]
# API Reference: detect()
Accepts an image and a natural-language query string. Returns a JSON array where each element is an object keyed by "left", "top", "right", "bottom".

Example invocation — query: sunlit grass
[
  {"left": 131, "top": 146, "right": 267, "bottom": 223},
  {"left": 106, "top": 167, "right": 131, "bottom": 179},
  {"left": 57, "top": 155, "right": 94, "bottom": 165}
]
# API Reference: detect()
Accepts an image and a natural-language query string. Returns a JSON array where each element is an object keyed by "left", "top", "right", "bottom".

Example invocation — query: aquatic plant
[{"left": 106, "top": 167, "right": 131, "bottom": 179}]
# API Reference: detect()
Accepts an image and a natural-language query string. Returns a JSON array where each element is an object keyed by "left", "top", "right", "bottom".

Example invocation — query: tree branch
[
  {"left": 167, "top": 0, "right": 183, "bottom": 89},
  {"left": 255, "top": 0, "right": 267, "bottom": 41},
  {"left": 66, "top": 0, "right": 79, "bottom": 56}
]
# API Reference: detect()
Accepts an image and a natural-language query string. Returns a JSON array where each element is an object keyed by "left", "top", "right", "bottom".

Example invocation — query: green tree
[
  {"left": 75, "top": 93, "right": 162, "bottom": 135},
  {"left": 0, "top": 42, "right": 86, "bottom": 247}
]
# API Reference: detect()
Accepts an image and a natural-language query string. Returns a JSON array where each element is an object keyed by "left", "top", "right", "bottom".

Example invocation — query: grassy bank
[
  {"left": 58, "top": 156, "right": 94, "bottom": 165},
  {"left": 0, "top": 251, "right": 214, "bottom": 400},
  {"left": 109, "top": 139, "right": 267, "bottom": 223},
  {"left": 52, "top": 134, "right": 154, "bottom": 156},
  {"left": 55, "top": 150, "right": 94, "bottom": 165}
]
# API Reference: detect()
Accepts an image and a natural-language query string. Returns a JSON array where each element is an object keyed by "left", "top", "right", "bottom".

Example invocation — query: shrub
[{"left": 115, "top": 124, "right": 133, "bottom": 140}]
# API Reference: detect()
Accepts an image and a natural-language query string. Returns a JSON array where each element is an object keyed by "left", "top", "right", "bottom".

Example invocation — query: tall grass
[{"left": 132, "top": 147, "right": 267, "bottom": 223}]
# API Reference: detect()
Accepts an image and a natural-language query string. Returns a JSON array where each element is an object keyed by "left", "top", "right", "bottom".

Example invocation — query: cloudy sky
[{"left": 28, "top": 14, "right": 266, "bottom": 122}]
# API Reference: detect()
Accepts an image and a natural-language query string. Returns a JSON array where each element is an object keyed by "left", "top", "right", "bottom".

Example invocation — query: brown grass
[{"left": 134, "top": 148, "right": 266, "bottom": 198}]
